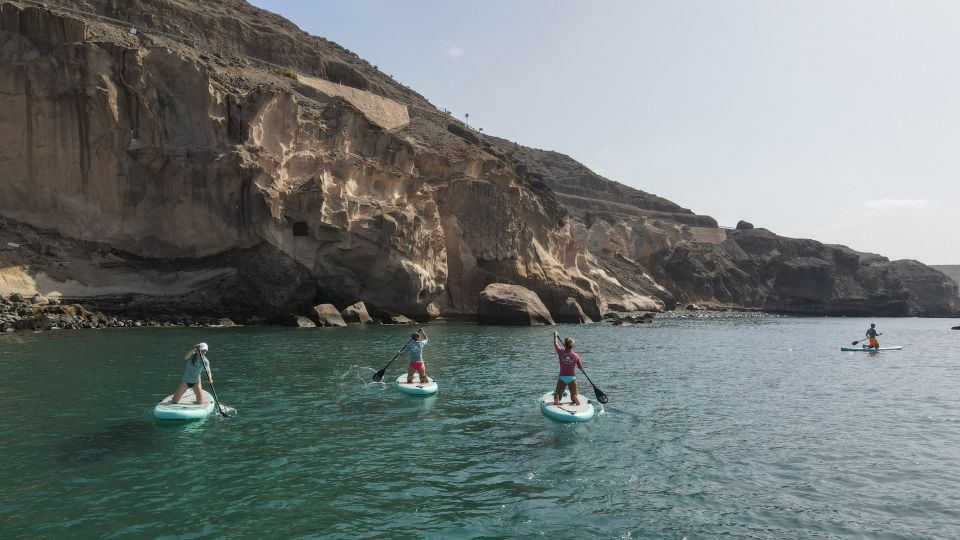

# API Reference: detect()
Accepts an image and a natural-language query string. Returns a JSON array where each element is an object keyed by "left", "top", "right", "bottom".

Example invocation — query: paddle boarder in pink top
[{"left": 553, "top": 331, "right": 584, "bottom": 406}]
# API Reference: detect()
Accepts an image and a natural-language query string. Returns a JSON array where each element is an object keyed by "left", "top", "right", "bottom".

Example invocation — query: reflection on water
[{"left": 51, "top": 419, "right": 156, "bottom": 465}]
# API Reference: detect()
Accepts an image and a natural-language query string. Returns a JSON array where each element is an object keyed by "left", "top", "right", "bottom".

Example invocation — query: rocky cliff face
[{"left": 1, "top": 0, "right": 956, "bottom": 321}]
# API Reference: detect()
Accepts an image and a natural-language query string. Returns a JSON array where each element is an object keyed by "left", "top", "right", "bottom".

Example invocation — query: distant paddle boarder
[
  {"left": 171, "top": 342, "right": 211, "bottom": 404},
  {"left": 403, "top": 329, "right": 430, "bottom": 384},
  {"left": 865, "top": 324, "right": 882, "bottom": 349},
  {"left": 553, "top": 331, "right": 584, "bottom": 406}
]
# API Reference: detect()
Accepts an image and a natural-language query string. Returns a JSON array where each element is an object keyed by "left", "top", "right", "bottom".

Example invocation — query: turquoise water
[{"left": 2, "top": 317, "right": 959, "bottom": 538}]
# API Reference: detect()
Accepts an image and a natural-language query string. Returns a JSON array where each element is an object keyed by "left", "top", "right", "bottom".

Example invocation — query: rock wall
[{"left": 0, "top": 0, "right": 956, "bottom": 322}]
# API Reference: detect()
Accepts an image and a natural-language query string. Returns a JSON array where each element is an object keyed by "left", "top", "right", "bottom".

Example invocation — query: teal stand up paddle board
[
  {"left": 840, "top": 346, "right": 903, "bottom": 352},
  {"left": 395, "top": 373, "right": 438, "bottom": 396},
  {"left": 153, "top": 390, "right": 216, "bottom": 420},
  {"left": 539, "top": 390, "right": 594, "bottom": 423}
]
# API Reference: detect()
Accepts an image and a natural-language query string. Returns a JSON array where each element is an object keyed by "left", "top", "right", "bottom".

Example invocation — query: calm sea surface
[{"left": 1, "top": 317, "right": 959, "bottom": 539}]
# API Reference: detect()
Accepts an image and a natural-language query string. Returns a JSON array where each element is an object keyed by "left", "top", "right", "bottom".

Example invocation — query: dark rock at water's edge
[
  {"left": 0, "top": 0, "right": 956, "bottom": 324},
  {"left": 477, "top": 284, "right": 555, "bottom": 326},
  {"left": 0, "top": 293, "right": 236, "bottom": 332},
  {"left": 604, "top": 312, "right": 655, "bottom": 326}
]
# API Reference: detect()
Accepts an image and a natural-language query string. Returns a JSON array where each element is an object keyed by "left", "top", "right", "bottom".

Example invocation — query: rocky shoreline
[
  {"left": 0, "top": 293, "right": 237, "bottom": 332},
  {"left": 1, "top": 291, "right": 794, "bottom": 334}
]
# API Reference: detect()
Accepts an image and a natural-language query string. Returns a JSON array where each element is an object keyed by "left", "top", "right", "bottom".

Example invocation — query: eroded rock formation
[
  {"left": 477, "top": 283, "right": 555, "bottom": 326},
  {"left": 0, "top": 0, "right": 956, "bottom": 324}
]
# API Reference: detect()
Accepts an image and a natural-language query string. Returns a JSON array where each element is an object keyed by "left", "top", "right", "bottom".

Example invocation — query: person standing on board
[
  {"left": 865, "top": 324, "right": 882, "bottom": 349},
  {"left": 403, "top": 328, "right": 430, "bottom": 384},
  {"left": 171, "top": 342, "right": 211, "bottom": 404},
  {"left": 553, "top": 331, "right": 584, "bottom": 406}
]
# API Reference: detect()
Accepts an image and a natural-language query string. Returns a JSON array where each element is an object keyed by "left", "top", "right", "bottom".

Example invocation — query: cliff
[
  {"left": 932, "top": 266, "right": 960, "bottom": 287},
  {"left": 0, "top": 0, "right": 956, "bottom": 322}
]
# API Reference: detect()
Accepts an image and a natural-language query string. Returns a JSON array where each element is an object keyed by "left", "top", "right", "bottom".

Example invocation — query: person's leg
[
  {"left": 193, "top": 382, "right": 205, "bottom": 404},
  {"left": 569, "top": 379, "right": 581, "bottom": 405},
  {"left": 418, "top": 364, "right": 428, "bottom": 383},
  {"left": 407, "top": 364, "right": 415, "bottom": 384},
  {"left": 554, "top": 379, "right": 566, "bottom": 405},
  {"left": 171, "top": 382, "right": 188, "bottom": 403}
]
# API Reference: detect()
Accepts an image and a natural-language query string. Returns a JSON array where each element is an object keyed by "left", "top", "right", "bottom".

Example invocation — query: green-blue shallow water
[{"left": 2, "top": 317, "right": 959, "bottom": 538}]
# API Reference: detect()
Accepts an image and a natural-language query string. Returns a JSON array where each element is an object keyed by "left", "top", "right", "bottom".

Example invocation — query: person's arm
[
  {"left": 553, "top": 331, "right": 562, "bottom": 351},
  {"left": 419, "top": 328, "right": 427, "bottom": 340},
  {"left": 576, "top": 354, "right": 584, "bottom": 370},
  {"left": 204, "top": 357, "right": 213, "bottom": 383}
]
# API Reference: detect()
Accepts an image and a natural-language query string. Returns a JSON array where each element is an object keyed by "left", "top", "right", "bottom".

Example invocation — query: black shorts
[{"left": 185, "top": 382, "right": 196, "bottom": 389}]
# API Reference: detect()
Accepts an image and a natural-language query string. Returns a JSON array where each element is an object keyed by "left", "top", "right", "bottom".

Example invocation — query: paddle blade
[
  {"left": 594, "top": 387, "right": 609, "bottom": 404},
  {"left": 851, "top": 340, "right": 858, "bottom": 345},
  {"left": 372, "top": 369, "right": 386, "bottom": 382}
]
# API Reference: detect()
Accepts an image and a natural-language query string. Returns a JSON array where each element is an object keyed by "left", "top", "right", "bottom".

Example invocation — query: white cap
[{"left": 197, "top": 342, "right": 209, "bottom": 352}]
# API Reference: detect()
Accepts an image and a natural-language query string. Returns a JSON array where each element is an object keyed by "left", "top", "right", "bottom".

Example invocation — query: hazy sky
[{"left": 251, "top": 0, "right": 960, "bottom": 264}]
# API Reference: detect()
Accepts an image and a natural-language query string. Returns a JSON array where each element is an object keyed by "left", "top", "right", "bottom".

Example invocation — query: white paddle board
[
  {"left": 394, "top": 373, "right": 438, "bottom": 396},
  {"left": 539, "top": 390, "right": 594, "bottom": 422},
  {"left": 153, "top": 390, "right": 216, "bottom": 420}
]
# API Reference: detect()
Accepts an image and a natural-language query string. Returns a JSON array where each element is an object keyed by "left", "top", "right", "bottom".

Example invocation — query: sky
[{"left": 251, "top": 0, "right": 960, "bottom": 264}]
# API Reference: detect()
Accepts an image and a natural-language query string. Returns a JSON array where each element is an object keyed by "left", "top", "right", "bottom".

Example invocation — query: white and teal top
[{"left": 181, "top": 353, "right": 210, "bottom": 384}]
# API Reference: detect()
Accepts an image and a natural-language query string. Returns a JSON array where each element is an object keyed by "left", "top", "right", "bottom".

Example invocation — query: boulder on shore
[
  {"left": 284, "top": 314, "right": 316, "bottom": 327},
  {"left": 341, "top": 302, "right": 373, "bottom": 324},
  {"left": 477, "top": 283, "right": 555, "bottom": 326},
  {"left": 384, "top": 313, "right": 415, "bottom": 324},
  {"left": 736, "top": 220, "right": 754, "bottom": 230},
  {"left": 555, "top": 297, "right": 593, "bottom": 324},
  {"left": 311, "top": 304, "right": 346, "bottom": 327}
]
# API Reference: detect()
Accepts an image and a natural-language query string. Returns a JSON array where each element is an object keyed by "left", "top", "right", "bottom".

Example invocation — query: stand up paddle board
[
  {"left": 539, "top": 390, "right": 594, "bottom": 423},
  {"left": 153, "top": 390, "right": 216, "bottom": 420},
  {"left": 395, "top": 373, "right": 438, "bottom": 396},
  {"left": 840, "top": 346, "right": 903, "bottom": 352}
]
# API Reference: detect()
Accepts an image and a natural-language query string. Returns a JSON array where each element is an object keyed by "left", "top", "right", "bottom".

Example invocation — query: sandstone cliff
[{"left": 0, "top": 0, "right": 956, "bottom": 322}]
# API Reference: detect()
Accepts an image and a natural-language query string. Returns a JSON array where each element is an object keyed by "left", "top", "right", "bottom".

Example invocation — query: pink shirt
[{"left": 555, "top": 344, "right": 583, "bottom": 376}]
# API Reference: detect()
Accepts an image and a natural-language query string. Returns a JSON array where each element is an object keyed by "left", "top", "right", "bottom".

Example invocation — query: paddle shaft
[
  {"left": 201, "top": 357, "right": 229, "bottom": 418},
  {"left": 373, "top": 335, "right": 417, "bottom": 382},
  {"left": 852, "top": 332, "right": 883, "bottom": 346}
]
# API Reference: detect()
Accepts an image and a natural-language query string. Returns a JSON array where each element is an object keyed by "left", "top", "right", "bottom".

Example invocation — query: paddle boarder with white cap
[{"left": 171, "top": 342, "right": 212, "bottom": 404}]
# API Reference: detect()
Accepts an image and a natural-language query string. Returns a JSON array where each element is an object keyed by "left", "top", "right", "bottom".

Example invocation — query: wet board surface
[
  {"left": 153, "top": 390, "right": 215, "bottom": 420},
  {"left": 539, "top": 391, "right": 595, "bottom": 423},
  {"left": 840, "top": 346, "right": 903, "bottom": 352},
  {"left": 394, "top": 373, "right": 438, "bottom": 395}
]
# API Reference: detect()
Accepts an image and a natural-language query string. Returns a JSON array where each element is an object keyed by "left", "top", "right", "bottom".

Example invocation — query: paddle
[
  {"left": 372, "top": 335, "right": 416, "bottom": 382},
  {"left": 577, "top": 365, "right": 609, "bottom": 404},
  {"left": 851, "top": 332, "right": 883, "bottom": 346},
  {"left": 204, "top": 363, "right": 232, "bottom": 418}
]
